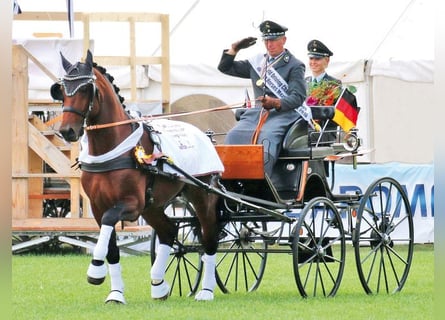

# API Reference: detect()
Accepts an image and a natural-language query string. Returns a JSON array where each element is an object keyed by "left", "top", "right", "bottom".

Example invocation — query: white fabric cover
[{"left": 149, "top": 119, "right": 224, "bottom": 176}]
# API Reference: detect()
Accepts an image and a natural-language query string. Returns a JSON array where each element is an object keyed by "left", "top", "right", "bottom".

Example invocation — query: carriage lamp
[{"left": 343, "top": 129, "right": 361, "bottom": 152}]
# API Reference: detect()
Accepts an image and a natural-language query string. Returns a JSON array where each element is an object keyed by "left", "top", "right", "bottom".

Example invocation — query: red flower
[{"left": 306, "top": 80, "right": 342, "bottom": 106}]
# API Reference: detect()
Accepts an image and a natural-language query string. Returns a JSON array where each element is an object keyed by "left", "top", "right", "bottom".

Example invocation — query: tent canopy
[{"left": 13, "top": 0, "right": 433, "bottom": 64}]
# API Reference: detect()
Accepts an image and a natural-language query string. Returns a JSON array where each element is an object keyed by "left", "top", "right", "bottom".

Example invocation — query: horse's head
[{"left": 51, "top": 49, "right": 95, "bottom": 142}]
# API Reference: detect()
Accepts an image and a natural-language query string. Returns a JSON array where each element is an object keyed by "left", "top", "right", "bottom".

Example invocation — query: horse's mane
[{"left": 92, "top": 62, "right": 126, "bottom": 110}]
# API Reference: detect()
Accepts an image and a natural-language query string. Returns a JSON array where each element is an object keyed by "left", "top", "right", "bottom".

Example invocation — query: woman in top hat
[{"left": 217, "top": 20, "right": 307, "bottom": 177}]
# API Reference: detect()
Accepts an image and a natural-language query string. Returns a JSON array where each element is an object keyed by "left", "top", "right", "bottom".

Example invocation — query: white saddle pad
[{"left": 148, "top": 119, "right": 224, "bottom": 177}]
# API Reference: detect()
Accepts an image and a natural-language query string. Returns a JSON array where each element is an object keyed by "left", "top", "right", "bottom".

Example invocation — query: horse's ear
[
  {"left": 50, "top": 82, "right": 64, "bottom": 101},
  {"left": 60, "top": 51, "right": 72, "bottom": 72},
  {"left": 85, "top": 49, "right": 93, "bottom": 67}
]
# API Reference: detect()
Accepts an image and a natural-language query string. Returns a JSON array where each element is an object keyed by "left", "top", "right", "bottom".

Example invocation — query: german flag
[{"left": 332, "top": 88, "right": 360, "bottom": 132}]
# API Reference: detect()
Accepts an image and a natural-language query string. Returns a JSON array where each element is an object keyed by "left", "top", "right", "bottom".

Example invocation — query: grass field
[{"left": 12, "top": 244, "right": 433, "bottom": 320}]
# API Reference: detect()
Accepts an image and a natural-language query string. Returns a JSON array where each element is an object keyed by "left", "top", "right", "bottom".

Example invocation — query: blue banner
[{"left": 332, "top": 162, "right": 434, "bottom": 243}]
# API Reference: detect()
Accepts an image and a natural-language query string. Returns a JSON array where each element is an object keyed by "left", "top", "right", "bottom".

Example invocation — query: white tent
[{"left": 13, "top": 0, "right": 434, "bottom": 163}]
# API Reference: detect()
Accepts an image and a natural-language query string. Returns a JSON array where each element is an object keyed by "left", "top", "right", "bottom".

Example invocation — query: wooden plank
[
  {"left": 215, "top": 145, "right": 264, "bottom": 179},
  {"left": 86, "top": 12, "right": 163, "bottom": 23},
  {"left": 14, "top": 11, "right": 164, "bottom": 23},
  {"left": 94, "top": 56, "right": 162, "bottom": 66},
  {"left": 160, "top": 13, "right": 170, "bottom": 113},
  {"left": 28, "top": 100, "right": 61, "bottom": 107},
  {"left": 12, "top": 218, "right": 152, "bottom": 233},
  {"left": 130, "top": 17, "right": 137, "bottom": 101},
  {"left": 12, "top": 45, "right": 29, "bottom": 220},
  {"left": 29, "top": 193, "right": 71, "bottom": 200},
  {"left": 32, "top": 32, "right": 63, "bottom": 38},
  {"left": 28, "top": 151, "right": 43, "bottom": 218},
  {"left": 12, "top": 218, "right": 99, "bottom": 232},
  {"left": 14, "top": 12, "right": 83, "bottom": 21},
  {"left": 28, "top": 123, "right": 72, "bottom": 175},
  {"left": 12, "top": 173, "right": 80, "bottom": 178}
]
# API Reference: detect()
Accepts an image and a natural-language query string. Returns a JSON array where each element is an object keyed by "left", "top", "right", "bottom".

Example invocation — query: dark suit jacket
[
  {"left": 218, "top": 49, "right": 307, "bottom": 112},
  {"left": 305, "top": 73, "right": 341, "bottom": 85}
]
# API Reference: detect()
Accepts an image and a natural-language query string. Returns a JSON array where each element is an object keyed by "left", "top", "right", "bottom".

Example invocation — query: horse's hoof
[
  {"left": 87, "top": 275, "right": 105, "bottom": 285},
  {"left": 151, "top": 280, "right": 170, "bottom": 300},
  {"left": 195, "top": 289, "right": 214, "bottom": 301},
  {"left": 87, "top": 262, "right": 107, "bottom": 285},
  {"left": 105, "top": 290, "right": 126, "bottom": 305}
]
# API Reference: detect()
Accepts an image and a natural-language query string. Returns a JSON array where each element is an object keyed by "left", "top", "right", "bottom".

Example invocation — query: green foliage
[
  {"left": 12, "top": 244, "right": 433, "bottom": 320},
  {"left": 346, "top": 85, "right": 357, "bottom": 94}
]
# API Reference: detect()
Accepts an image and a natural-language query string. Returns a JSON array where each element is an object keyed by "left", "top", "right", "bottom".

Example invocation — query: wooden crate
[{"left": 215, "top": 145, "right": 264, "bottom": 179}]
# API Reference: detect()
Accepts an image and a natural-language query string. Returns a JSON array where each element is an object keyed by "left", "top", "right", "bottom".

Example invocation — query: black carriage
[{"left": 150, "top": 105, "right": 414, "bottom": 298}]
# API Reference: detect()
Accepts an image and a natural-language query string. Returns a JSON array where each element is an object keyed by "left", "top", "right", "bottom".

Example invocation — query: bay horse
[{"left": 50, "top": 50, "right": 222, "bottom": 303}]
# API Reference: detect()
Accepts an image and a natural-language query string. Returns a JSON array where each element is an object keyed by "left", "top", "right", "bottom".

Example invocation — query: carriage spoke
[{"left": 215, "top": 221, "right": 267, "bottom": 293}]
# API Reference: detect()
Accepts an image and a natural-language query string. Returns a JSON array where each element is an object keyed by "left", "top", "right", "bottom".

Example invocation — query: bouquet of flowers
[{"left": 305, "top": 80, "right": 342, "bottom": 106}]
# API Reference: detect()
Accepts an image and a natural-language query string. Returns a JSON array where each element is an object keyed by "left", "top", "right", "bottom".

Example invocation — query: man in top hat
[{"left": 217, "top": 20, "right": 306, "bottom": 178}]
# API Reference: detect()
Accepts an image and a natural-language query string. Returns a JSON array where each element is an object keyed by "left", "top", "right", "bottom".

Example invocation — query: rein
[{"left": 84, "top": 102, "right": 248, "bottom": 131}]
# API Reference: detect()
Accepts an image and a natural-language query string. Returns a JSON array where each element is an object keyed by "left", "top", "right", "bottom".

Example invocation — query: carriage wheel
[
  {"left": 353, "top": 177, "right": 414, "bottom": 294},
  {"left": 150, "top": 196, "right": 203, "bottom": 297},
  {"left": 292, "top": 197, "right": 346, "bottom": 298},
  {"left": 43, "top": 199, "right": 71, "bottom": 217},
  {"left": 215, "top": 220, "right": 268, "bottom": 293}
]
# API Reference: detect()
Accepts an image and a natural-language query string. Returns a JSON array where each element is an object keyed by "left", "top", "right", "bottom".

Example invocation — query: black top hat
[
  {"left": 307, "top": 39, "right": 333, "bottom": 57},
  {"left": 259, "top": 20, "right": 288, "bottom": 40}
]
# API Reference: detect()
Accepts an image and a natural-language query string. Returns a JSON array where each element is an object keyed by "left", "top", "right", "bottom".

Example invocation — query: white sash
[
  {"left": 249, "top": 53, "right": 314, "bottom": 128},
  {"left": 248, "top": 53, "right": 288, "bottom": 99}
]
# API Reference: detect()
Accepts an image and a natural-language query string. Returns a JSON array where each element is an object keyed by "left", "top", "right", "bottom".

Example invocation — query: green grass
[{"left": 12, "top": 244, "right": 433, "bottom": 320}]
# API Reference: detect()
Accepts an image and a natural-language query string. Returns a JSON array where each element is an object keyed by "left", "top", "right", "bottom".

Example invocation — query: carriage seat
[
  {"left": 309, "top": 106, "right": 335, "bottom": 120},
  {"left": 236, "top": 106, "right": 334, "bottom": 121},
  {"left": 280, "top": 106, "right": 335, "bottom": 159},
  {"left": 235, "top": 106, "right": 336, "bottom": 159}
]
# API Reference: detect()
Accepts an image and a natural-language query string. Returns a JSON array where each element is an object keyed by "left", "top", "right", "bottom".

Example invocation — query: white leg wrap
[
  {"left": 150, "top": 244, "right": 171, "bottom": 281},
  {"left": 105, "top": 290, "right": 126, "bottom": 305},
  {"left": 195, "top": 253, "right": 216, "bottom": 301},
  {"left": 93, "top": 225, "right": 114, "bottom": 261},
  {"left": 201, "top": 253, "right": 216, "bottom": 290},
  {"left": 108, "top": 262, "right": 124, "bottom": 293},
  {"left": 151, "top": 280, "right": 170, "bottom": 300},
  {"left": 150, "top": 244, "right": 171, "bottom": 300},
  {"left": 87, "top": 262, "right": 108, "bottom": 285}
]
